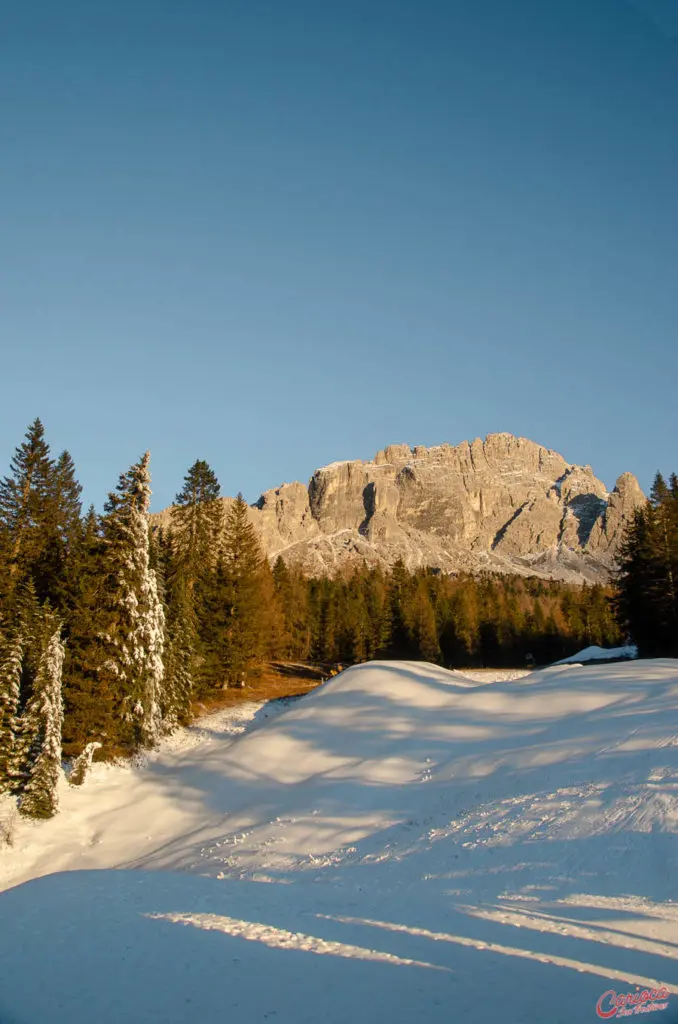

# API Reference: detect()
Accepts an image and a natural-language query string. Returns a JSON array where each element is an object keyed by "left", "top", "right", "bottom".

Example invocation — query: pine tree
[
  {"left": 409, "top": 576, "right": 441, "bottom": 663},
  {"left": 0, "top": 419, "right": 54, "bottom": 601},
  {"left": 61, "top": 506, "right": 117, "bottom": 756},
  {"left": 161, "top": 598, "right": 195, "bottom": 726},
  {"left": 36, "top": 449, "right": 83, "bottom": 612},
  {"left": 447, "top": 577, "right": 480, "bottom": 664},
  {"left": 561, "top": 588, "right": 586, "bottom": 646},
  {"left": 171, "top": 460, "right": 223, "bottom": 597},
  {"left": 0, "top": 624, "right": 24, "bottom": 792},
  {"left": 649, "top": 473, "right": 678, "bottom": 647},
  {"left": 345, "top": 571, "right": 369, "bottom": 664},
  {"left": 272, "top": 556, "right": 294, "bottom": 658},
  {"left": 0, "top": 423, "right": 83, "bottom": 615},
  {"left": 216, "top": 494, "right": 275, "bottom": 685},
  {"left": 271, "top": 557, "right": 311, "bottom": 661},
  {"left": 616, "top": 472, "right": 678, "bottom": 656},
  {"left": 53, "top": 451, "right": 83, "bottom": 535},
  {"left": 167, "top": 461, "right": 224, "bottom": 691},
  {"left": 1, "top": 581, "right": 44, "bottom": 789},
  {"left": 388, "top": 559, "right": 416, "bottom": 658},
  {"left": 616, "top": 505, "right": 653, "bottom": 651},
  {"left": 363, "top": 567, "right": 392, "bottom": 659},
  {"left": 155, "top": 528, "right": 196, "bottom": 722},
  {"left": 314, "top": 576, "right": 340, "bottom": 664},
  {"left": 199, "top": 552, "right": 231, "bottom": 690},
  {"left": 97, "top": 452, "right": 165, "bottom": 749},
  {"left": 17, "top": 608, "right": 65, "bottom": 819}
]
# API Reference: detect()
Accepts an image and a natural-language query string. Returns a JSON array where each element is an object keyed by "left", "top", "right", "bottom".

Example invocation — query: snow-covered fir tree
[
  {"left": 161, "top": 610, "right": 194, "bottom": 730},
  {"left": 68, "top": 741, "right": 101, "bottom": 786},
  {"left": 155, "top": 529, "right": 195, "bottom": 725},
  {"left": 0, "top": 581, "right": 44, "bottom": 792},
  {"left": 135, "top": 562, "right": 165, "bottom": 744},
  {"left": 0, "top": 626, "right": 23, "bottom": 793},
  {"left": 18, "top": 609, "right": 65, "bottom": 819},
  {"left": 99, "top": 452, "right": 166, "bottom": 750}
]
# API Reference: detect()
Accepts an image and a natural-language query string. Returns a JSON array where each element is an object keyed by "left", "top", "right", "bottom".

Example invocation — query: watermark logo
[{"left": 596, "top": 987, "right": 670, "bottom": 1018}]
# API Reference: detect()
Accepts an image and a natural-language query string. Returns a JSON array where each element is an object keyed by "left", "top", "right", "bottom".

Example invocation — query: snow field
[{"left": 1, "top": 658, "right": 677, "bottom": 1023}]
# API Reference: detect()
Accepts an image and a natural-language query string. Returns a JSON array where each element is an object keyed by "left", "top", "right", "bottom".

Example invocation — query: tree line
[
  {"left": 616, "top": 472, "right": 678, "bottom": 657},
  {"left": 273, "top": 560, "right": 620, "bottom": 670},
  {"left": 0, "top": 419, "right": 628, "bottom": 817}
]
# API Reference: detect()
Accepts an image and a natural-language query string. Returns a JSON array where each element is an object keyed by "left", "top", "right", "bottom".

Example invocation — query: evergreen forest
[{"left": 615, "top": 472, "right": 678, "bottom": 659}]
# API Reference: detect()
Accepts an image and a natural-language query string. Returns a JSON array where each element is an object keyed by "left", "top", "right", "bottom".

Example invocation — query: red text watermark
[{"left": 596, "top": 987, "right": 670, "bottom": 1018}]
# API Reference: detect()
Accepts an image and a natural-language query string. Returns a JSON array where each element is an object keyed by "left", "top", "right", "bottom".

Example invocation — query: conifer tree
[
  {"left": 38, "top": 450, "right": 84, "bottom": 612},
  {"left": 199, "top": 552, "right": 231, "bottom": 690},
  {"left": 388, "top": 559, "right": 416, "bottom": 658},
  {"left": 616, "top": 506, "right": 652, "bottom": 650},
  {"left": 17, "top": 608, "right": 65, "bottom": 819},
  {"left": 313, "top": 576, "right": 340, "bottom": 663},
  {"left": 345, "top": 571, "right": 369, "bottom": 663},
  {"left": 217, "top": 494, "right": 275, "bottom": 685},
  {"left": 408, "top": 576, "right": 441, "bottom": 663},
  {"left": 162, "top": 611, "right": 195, "bottom": 726},
  {"left": 363, "top": 567, "right": 392, "bottom": 659},
  {"left": 60, "top": 506, "right": 117, "bottom": 755},
  {"left": 649, "top": 473, "right": 678, "bottom": 645},
  {"left": 3, "top": 581, "right": 44, "bottom": 790},
  {"left": 98, "top": 452, "right": 165, "bottom": 749},
  {"left": 272, "top": 556, "right": 294, "bottom": 658},
  {"left": 168, "top": 461, "right": 224, "bottom": 690},
  {"left": 171, "top": 460, "right": 223, "bottom": 601},
  {"left": 616, "top": 471, "right": 678, "bottom": 656},
  {"left": 148, "top": 528, "right": 187, "bottom": 724},
  {"left": 0, "top": 423, "right": 83, "bottom": 614},
  {"left": 0, "top": 625, "right": 23, "bottom": 792},
  {"left": 447, "top": 578, "right": 480, "bottom": 664},
  {"left": 270, "top": 557, "right": 309, "bottom": 660},
  {"left": 53, "top": 451, "right": 83, "bottom": 535},
  {"left": 0, "top": 419, "right": 54, "bottom": 601}
]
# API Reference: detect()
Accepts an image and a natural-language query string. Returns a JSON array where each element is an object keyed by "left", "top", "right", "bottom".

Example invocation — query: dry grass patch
[{"left": 190, "top": 662, "right": 328, "bottom": 716}]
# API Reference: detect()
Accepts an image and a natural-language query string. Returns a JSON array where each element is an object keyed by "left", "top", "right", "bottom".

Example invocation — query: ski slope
[{"left": 1, "top": 659, "right": 677, "bottom": 1023}]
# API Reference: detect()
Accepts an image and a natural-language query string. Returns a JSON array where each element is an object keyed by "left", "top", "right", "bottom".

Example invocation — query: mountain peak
[{"left": 152, "top": 434, "right": 644, "bottom": 583}]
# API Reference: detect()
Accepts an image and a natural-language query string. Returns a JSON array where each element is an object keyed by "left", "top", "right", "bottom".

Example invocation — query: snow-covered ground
[
  {"left": 454, "top": 667, "right": 532, "bottom": 683},
  {"left": 554, "top": 644, "right": 638, "bottom": 665},
  {"left": 1, "top": 659, "right": 677, "bottom": 1023}
]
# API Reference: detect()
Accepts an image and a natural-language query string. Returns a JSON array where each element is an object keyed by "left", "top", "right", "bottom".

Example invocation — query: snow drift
[
  {"left": 554, "top": 644, "right": 638, "bottom": 665},
  {"left": 1, "top": 659, "right": 677, "bottom": 1023}
]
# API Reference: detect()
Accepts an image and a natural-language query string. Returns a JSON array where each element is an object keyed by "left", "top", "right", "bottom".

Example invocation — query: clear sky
[{"left": 1, "top": 0, "right": 676, "bottom": 510}]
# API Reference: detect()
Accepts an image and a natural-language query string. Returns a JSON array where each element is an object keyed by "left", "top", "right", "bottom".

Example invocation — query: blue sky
[{"left": 1, "top": 0, "right": 676, "bottom": 510}]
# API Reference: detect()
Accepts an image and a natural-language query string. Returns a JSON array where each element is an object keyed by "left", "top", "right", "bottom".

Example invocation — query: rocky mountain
[{"left": 151, "top": 434, "right": 646, "bottom": 583}]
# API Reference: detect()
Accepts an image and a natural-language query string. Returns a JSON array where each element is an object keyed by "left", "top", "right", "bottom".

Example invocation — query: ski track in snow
[{"left": 1, "top": 660, "right": 678, "bottom": 1024}]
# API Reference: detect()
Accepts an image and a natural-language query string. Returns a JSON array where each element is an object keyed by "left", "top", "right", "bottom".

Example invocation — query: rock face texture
[{"left": 151, "top": 434, "right": 645, "bottom": 583}]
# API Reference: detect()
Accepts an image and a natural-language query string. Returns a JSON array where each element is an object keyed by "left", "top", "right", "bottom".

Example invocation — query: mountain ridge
[{"left": 151, "top": 433, "right": 645, "bottom": 583}]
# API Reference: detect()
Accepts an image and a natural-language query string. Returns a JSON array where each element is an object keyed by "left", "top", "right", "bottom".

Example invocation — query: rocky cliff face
[{"left": 151, "top": 434, "right": 646, "bottom": 583}]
